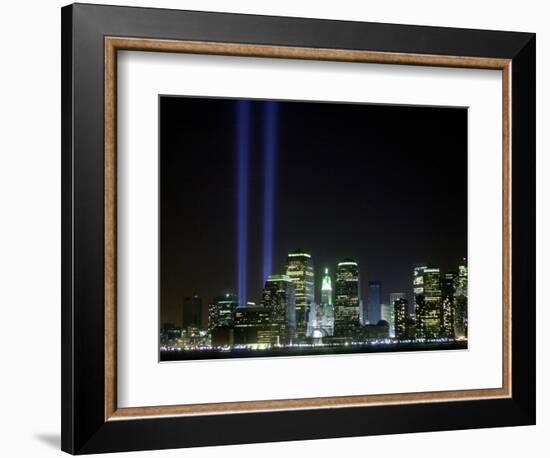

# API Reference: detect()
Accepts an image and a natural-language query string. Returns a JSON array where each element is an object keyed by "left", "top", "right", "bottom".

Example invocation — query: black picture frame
[{"left": 61, "top": 3, "right": 535, "bottom": 454}]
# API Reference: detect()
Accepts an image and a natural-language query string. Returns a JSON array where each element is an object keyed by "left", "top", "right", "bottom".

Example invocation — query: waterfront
[{"left": 160, "top": 340, "right": 467, "bottom": 361}]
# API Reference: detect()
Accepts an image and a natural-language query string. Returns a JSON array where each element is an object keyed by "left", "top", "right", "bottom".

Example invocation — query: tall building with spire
[
  {"left": 321, "top": 267, "right": 333, "bottom": 305},
  {"left": 285, "top": 249, "right": 314, "bottom": 340},
  {"left": 308, "top": 267, "right": 335, "bottom": 337},
  {"left": 334, "top": 259, "right": 360, "bottom": 338}
]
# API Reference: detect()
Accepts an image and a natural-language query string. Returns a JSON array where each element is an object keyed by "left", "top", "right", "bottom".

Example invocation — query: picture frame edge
[{"left": 61, "top": 3, "right": 536, "bottom": 454}]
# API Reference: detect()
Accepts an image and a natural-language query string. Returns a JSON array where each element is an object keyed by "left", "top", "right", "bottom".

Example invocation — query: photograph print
[{"left": 159, "top": 96, "right": 468, "bottom": 361}]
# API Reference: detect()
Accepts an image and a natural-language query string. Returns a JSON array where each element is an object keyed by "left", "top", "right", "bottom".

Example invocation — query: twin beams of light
[
  {"left": 236, "top": 101, "right": 251, "bottom": 308},
  {"left": 262, "top": 101, "right": 278, "bottom": 285},
  {"left": 235, "top": 100, "right": 279, "bottom": 308}
]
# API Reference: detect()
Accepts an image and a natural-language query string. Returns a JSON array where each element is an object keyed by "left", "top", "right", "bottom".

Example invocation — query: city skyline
[
  {"left": 160, "top": 96, "right": 467, "bottom": 327},
  {"left": 171, "top": 250, "right": 466, "bottom": 331},
  {"left": 170, "top": 247, "right": 466, "bottom": 330},
  {"left": 162, "top": 248, "right": 468, "bottom": 359}
]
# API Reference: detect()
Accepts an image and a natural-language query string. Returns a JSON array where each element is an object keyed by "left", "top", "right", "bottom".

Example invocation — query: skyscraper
[
  {"left": 384, "top": 292, "right": 406, "bottom": 338},
  {"left": 285, "top": 249, "right": 315, "bottom": 340},
  {"left": 334, "top": 259, "right": 360, "bottom": 338},
  {"left": 415, "top": 268, "right": 442, "bottom": 339},
  {"left": 394, "top": 297, "right": 410, "bottom": 340},
  {"left": 367, "top": 281, "right": 382, "bottom": 324},
  {"left": 455, "top": 261, "right": 468, "bottom": 296},
  {"left": 441, "top": 272, "right": 457, "bottom": 338},
  {"left": 208, "top": 293, "right": 238, "bottom": 330},
  {"left": 261, "top": 274, "right": 296, "bottom": 344},
  {"left": 308, "top": 267, "right": 335, "bottom": 338},
  {"left": 413, "top": 264, "right": 429, "bottom": 317},
  {"left": 454, "top": 261, "right": 468, "bottom": 338},
  {"left": 320, "top": 267, "right": 333, "bottom": 306}
]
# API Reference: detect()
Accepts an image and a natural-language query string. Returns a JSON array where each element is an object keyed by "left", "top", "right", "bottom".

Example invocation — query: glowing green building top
[{"left": 321, "top": 267, "right": 333, "bottom": 305}]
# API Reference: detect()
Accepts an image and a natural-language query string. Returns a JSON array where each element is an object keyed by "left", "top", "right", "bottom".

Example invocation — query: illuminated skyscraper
[
  {"left": 441, "top": 272, "right": 457, "bottom": 338},
  {"left": 415, "top": 268, "right": 442, "bottom": 339},
  {"left": 321, "top": 267, "right": 333, "bottom": 306},
  {"left": 261, "top": 274, "right": 296, "bottom": 344},
  {"left": 367, "top": 281, "right": 382, "bottom": 324},
  {"left": 413, "top": 264, "right": 429, "bottom": 316},
  {"left": 208, "top": 293, "right": 238, "bottom": 330},
  {"left": 455, "top": 261, "right": 468, "bottom": 296},
  {"left": 394, "top": 298, "right": 410, "bottom": 340},
  {"left": 308, "top": 268, "right": 335, "bottom": 337},
  {"left": 285, "top": 249, "right": 315, "bottom": 340},
  {"left": 334, "top": 259, "right": 360, "bottom": 338},
  {"left": 454, "top": 260, "right": 468, "bottom": 338},
  {"left": 384, "top": 292, "right": 406, "bottom": 338}
]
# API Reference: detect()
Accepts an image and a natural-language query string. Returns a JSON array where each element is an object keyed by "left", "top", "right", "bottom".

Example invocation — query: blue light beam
[
  {"left": 236, "top": 100, "right": 251, "bottom": 308},
  {"left": 262, "top": 101, "right": 279, "bottom": 283}
]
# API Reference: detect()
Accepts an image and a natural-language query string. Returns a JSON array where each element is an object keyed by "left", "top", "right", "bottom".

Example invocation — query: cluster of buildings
[{"left": 160, "top": 250, "right": 468, "bottom": 351}]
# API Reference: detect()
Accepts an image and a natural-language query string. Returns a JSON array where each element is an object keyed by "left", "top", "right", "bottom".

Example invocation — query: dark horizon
[{"left": 160, "top": 96, "right": 467, "bottom": 326}]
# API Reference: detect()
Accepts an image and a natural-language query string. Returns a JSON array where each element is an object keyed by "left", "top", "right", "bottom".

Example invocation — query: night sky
[{"left": 160, "top": 96, "right": 467, "bottom": 326}]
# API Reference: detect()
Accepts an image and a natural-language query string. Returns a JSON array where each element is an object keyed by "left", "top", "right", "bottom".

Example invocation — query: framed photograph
[{"left": 61, "top": 3, "right": 536, "bottom": 454}]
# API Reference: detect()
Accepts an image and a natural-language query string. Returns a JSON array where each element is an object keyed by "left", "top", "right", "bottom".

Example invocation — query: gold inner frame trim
[{"left": 104, "top": 36, "right": 512, "bottom": 421}]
